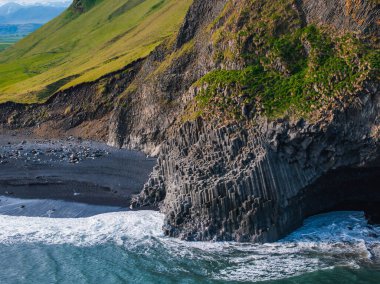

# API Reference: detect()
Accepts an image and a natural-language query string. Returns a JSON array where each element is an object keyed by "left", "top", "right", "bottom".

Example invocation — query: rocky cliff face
[
  {"left": 0, "top": 0, "right": 379, "bottom": 243},
  {"left": 70, "top": 0, "right": 99, "bottom": 14},
  {"left": 0, "top": 59, "right": 143, "bottom": 140},
  {"left": 107, "top": 0, "right": 228, "bottom": 154},
  {"left": 298, "top": 0, "right": 379, "bottom": 35},
  {"left": 127, "top": 0, "right": 380, "bottom": 242},
  {"left": 157, "top": 85, "right": 379, "bottom": 241}
]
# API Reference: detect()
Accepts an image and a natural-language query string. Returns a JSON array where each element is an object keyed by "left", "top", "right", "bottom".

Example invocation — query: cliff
[
  {"left": 0, "top": 0, "right": 379, "bottom": 242},
  {"left": 126, "top": 0, "right": 380, "bottom": 242}
]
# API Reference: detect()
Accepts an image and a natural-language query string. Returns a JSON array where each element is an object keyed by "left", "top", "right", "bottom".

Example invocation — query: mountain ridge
[
  {"left": 0, "top": 2, "right": 68, "bottom": 24},
  {"left": 0, "top": 1, "right": 70, "bottom": 7},
  {"left": 0, "top": 2, "right": 68, "bottom": 52}
]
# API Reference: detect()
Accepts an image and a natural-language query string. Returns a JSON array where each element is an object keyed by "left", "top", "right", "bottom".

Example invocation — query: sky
[{"left": 0, "top": 0, "right": 71, "bottom": 6}]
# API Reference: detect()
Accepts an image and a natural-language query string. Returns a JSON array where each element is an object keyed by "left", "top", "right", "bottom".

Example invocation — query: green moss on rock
[{"left": 195, "top": 24, "right": 377, "bottom": 120}]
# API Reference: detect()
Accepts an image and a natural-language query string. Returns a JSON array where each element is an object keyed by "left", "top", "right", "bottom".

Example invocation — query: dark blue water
[{"left": 0, "top": 210, "right": 379, "bottom": 283}]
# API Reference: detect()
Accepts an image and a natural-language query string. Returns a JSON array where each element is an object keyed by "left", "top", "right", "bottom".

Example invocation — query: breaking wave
[{"left": 0, "top": 210, "right": 379, "bottom": 282}]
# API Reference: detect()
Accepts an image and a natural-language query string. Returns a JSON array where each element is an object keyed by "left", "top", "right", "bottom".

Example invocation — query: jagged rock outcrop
[
  {"left": 71, "top": 0, "right": 98, "bottom": 14},
  {"left": 298, "top": 0, "right": 380, "bottom": 35},
  {"left": 158, "top": 82, "right": 379, "bottom": 241},
  {"left": 107, "top": 0, "right": 229, "bottom": 154},
  {"left": 128, "top": 0, "right": 380, "bottom": 242}
]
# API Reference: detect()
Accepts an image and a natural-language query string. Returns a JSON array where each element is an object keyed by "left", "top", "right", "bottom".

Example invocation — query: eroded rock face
[
  {"left": 107, "top": 0, "right": 229, "bottom": 154},
  {"left": 0, "top": 59, "right": 144, "bottom": 140},
  {"left": 70, "top": 0, "right": 97, "bottom": 14},
  {"left": 128, "top": 0, "right": 379, "bottom": 242},
  {"left": 297, "top": 0, "right": 379, "bottom": 35},
  {"left": 133, "top": 85, "right": 379, "bottom": 242}
]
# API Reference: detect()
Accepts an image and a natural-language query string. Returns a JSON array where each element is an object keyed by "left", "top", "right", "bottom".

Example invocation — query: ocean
[{"left": 0, "top": 206, "right": 379, "bottom": 283}]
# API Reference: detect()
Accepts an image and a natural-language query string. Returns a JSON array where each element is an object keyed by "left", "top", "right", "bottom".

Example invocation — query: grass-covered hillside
[{"left": 0, "top": 0, "right": 192, "bottom": 103}]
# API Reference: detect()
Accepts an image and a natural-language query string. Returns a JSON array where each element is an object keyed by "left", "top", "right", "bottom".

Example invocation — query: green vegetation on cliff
[
  {"left": 197, "top": 27, "right": 378, "bottom": 119},
  {"left": 193, "top": 0, "right": 379, "bottom": 121},
  {"left": 0, "top": 0, "right": 191, "bottom": 103}
]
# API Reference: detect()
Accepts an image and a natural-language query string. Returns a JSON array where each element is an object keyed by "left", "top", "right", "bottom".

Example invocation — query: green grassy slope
[{"left": 0, "top": 0, "right": 192, "bottom": 103}]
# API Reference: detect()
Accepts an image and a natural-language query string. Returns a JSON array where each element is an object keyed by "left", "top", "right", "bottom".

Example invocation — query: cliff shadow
[{"left": 301, "top": 158, "right": 380, "bottom": 224}]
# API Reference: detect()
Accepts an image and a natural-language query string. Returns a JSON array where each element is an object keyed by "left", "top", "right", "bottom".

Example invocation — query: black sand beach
[{"left": 0, "top": 132, "right": 156, "bottom": 216}]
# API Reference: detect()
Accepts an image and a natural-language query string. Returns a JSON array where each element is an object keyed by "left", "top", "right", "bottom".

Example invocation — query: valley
[{"left": 0, "top": 23, "right": 42, "bottom": 51}]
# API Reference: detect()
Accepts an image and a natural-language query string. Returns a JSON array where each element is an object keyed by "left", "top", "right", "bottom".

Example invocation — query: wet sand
[
  {"left": 0, "top": 196, "right": 128, "bottom": 218},
  {"left": 0, "top": 133, "right": 156, "bottom": 211}
]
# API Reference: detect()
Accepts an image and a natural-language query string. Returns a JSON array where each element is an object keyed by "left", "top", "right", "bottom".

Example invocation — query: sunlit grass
[{"left": 0, "top": 0, "right": 192, "bottom": 103}]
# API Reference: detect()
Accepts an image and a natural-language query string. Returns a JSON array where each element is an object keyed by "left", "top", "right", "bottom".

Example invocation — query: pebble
[{"left": 0, "top": 138, "right": 108, "bottom": 166}]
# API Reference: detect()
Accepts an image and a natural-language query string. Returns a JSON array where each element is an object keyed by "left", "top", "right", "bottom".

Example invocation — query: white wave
[
  {"left": 0, "top": 210, "right": 378, "bottom": 282},
  {"left": 208, "top": 212, "right": 380, "bottom": 282},
  {"left": 159, "top": 212, "right": 380, "bottom": 282},
  {"left": 0, "top": 211, "right": 165, "bottom": 246}
]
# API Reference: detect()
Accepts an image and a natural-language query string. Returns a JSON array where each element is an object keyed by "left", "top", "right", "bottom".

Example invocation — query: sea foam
[
  {"left": 0, "top": 210, "right": 378, "bottom": 282},
  {"left": 0, "top": 211, "right": 165, "bottom": 246}
]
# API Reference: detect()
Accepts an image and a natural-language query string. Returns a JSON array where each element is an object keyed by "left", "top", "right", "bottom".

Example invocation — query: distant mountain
[
  {"left": 0, "top": 1, "right": 71, "bottom": 8},
  {"left": 0, "top": 2, "right": 67, "bottom": 24},
  {"left": 0, "top": 3, "right": 22, "bottom": 16}
]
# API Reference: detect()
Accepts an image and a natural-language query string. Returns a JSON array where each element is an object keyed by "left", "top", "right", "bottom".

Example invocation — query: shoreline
[
  {"left": 0, "top": 195, "right": 127, "bottom": 218},
  {"left": 0, "top": 131, "right": 156, "bottom": 210}
]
